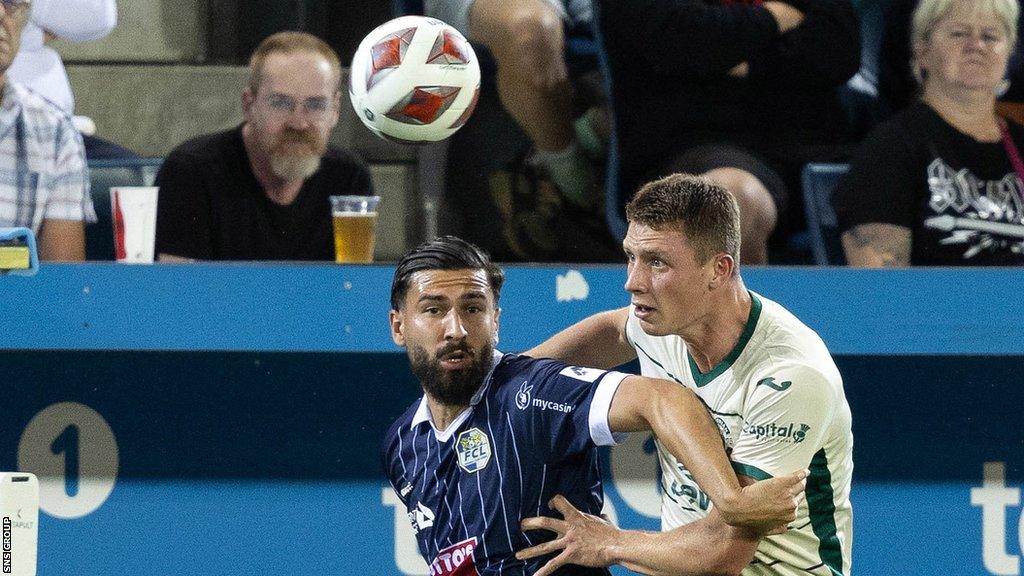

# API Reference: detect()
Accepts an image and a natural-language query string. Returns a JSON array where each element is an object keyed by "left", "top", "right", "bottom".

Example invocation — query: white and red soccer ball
[{"left": 349, "top": 16, "right": 481, "bottom": 143}]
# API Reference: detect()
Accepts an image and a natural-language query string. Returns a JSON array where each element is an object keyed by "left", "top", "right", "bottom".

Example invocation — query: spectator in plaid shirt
[{"left": 0, "top": 0, "right": 94, "bottom": 261}]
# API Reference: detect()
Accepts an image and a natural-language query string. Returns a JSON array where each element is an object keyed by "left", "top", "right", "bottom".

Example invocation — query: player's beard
[
  {"left": 410, "top": 340, "right": 494, "bottom": 407},
  {"left": 269, "top": 128, "right": 324, "bottom": 181}
]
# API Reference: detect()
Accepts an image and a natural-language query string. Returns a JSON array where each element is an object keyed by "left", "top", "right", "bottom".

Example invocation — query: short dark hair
[
  {"left": 625, "top": 174, "right": 741, "bottom": 265},
  {"left": 390, "top": 236, "right": 505, "bottom": 310}
]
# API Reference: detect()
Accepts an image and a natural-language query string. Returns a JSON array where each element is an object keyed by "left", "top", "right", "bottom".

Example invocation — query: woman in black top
[{"left": 835, "top": 0, "right": 1024, "bottom": 266}]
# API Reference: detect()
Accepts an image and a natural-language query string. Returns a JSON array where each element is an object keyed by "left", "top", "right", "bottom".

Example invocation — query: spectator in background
[
  {"left": 880, "top": 0, "right": 1024, "bottom": 123},
  {"left": 0, "top": 0, "right": 94, "bottom": 261},
  {"left": 598, "top": 0, "right": 861, "bottom": 263},
  {"left": 424, "top": 0, "right": 603, "bottom": 211},
  {"left": 834, "top": 0, "right": 1024, "bottom": 266},
  {"left": 155, "top": 31, "right": 372, "bottom": 262},
  {"left": 8, "top": 0, "right": 137, "bottom": 159}
]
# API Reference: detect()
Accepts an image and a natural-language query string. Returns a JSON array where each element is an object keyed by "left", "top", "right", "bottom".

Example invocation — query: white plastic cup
[{"left": 110, "top": 187, "right": 159, "bottom": 263}]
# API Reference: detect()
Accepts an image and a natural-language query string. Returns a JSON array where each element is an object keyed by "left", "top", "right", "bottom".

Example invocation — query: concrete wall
[{"left": 54, "top": 0, "right": 208, "bottom": 63}]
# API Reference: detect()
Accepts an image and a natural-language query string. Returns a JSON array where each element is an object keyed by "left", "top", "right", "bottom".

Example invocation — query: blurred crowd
[{"left": 3, "top": 0, "right": 1023, "bottom": 267}]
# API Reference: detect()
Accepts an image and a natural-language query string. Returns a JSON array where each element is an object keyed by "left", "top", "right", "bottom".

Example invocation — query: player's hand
[
  {"left": 516, "top": 495, "right": 618, "bottom": 576},
  {"left": 718, "top": 469, "right": 807, "bottom": 532}
]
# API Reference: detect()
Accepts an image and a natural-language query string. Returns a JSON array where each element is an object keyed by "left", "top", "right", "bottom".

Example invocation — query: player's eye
[{"left": 305, "top": 98, "right": 330, "bottom": 112}]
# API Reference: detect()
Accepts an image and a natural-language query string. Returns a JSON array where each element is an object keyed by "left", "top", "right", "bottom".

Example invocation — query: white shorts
[{"left": 423, "top": 0, "right": 592, "bottom": 38}]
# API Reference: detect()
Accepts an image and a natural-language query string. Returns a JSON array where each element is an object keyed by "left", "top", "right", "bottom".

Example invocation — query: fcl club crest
[{"left": 456, "top": 428, "right": 491, "bottom": 473}]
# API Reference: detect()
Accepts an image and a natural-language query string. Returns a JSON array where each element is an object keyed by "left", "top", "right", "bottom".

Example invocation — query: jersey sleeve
[
  {"left": 507, "top": 358, "right": 628, "bottom": 464},
  {"left": 730, "top": 365, "right": 839, "bottom": 480}
]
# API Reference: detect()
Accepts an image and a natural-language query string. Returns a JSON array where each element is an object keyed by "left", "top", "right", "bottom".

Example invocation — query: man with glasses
[
  {"left": 155, "top": 31, "right": 373, "bottom": 261},
  {"left": 0, "top": 0, "right": 95, "bottom": 261}
]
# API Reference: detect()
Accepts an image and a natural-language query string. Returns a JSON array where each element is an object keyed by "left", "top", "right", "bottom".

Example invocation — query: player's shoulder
[
  {"left": 382, "top": 397, "right": 424, "bottom": 451},
  {"left": 755, "top": 296, "right": 835, "bottom": 368},
  {"left": 490, "top": 353, "right": 561, "bottom": 394},
  {"left": 494, "top": 352, "right": 566, "bottom": 377},
  {"left": 495, "top": 354, "right": 617, "bottom": 400},
  {"left": 747, "top": 295, "right": 842, "bottom": 389}
]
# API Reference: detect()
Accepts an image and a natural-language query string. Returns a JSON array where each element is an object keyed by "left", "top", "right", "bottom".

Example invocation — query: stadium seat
[
  {"left": 800, "top": 162, "right": 850, "bottom": 265},
  {"left": 86, "top": 158, "right": 163, "bottom": 261}
]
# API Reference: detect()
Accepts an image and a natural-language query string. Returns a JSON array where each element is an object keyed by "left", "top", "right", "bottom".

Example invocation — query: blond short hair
[
  {"left": 248, "top": 31, "right": 342, "bottom": 94},
  {"left": 912, "top": 0, "right": 1020, "bottom": 83}
]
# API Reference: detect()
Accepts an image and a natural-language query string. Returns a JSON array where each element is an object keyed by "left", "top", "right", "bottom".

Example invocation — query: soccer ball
[{"left": 349, "top": 16, "right": 481, "bottom": 144}]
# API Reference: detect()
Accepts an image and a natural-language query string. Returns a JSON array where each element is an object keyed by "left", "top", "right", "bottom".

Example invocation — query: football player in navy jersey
[{"left": 382, "top": 236, "right": 806, "bottom": 575}]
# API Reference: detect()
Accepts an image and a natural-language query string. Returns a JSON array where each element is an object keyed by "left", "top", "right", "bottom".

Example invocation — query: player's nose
[{"left": 442, "top": 309, "right": 468, "bottom": 339}]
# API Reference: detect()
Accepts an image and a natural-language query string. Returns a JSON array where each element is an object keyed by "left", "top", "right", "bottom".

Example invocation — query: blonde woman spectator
[{"left": 835, "top": 0, "right": 1024, "bottom": 266}]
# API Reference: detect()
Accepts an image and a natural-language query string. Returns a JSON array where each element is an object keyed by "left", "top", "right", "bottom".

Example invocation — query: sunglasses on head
[{"left": 0, "top": 0, "right": 30, "bottom": 7}]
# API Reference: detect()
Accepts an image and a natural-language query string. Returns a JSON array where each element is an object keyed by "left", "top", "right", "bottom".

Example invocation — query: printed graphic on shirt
[
  {"left": 455, "top": 428, "right": 491, "bottom": 473},
  {"left": 924, "top": 157, "right": 1024, "bottom": 259},
  {"left": 408, "top": 502, "right": 435, "bottom": 534},
  {"left": 558, "top": 365, "right": 604, "bottom": 383},
  {"left": 741, "top": 421, "right": 812, "bottom": 444},
  {"left": 660, "top": 455, "right": 712, "bottom": 514},
  {"left": 755, "top": 376, "right": 792, "bottom": 391},
  {"left": 517, "top": 377, "right": 579, "bottom": 414},
  {"left": 515, "top": 381, "right": 533, "bottom": 410},
  {"left": 429, "top": 537, "right": 479, "bottom": 576}
]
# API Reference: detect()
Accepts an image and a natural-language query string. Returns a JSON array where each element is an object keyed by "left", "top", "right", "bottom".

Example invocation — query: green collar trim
[{"left": 687, "top": 292, "right": 762, "bottom": 387}]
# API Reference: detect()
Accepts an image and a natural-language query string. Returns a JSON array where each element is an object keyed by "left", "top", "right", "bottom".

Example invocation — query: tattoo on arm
[{"left": 842, "top": 223, "right": 912, "bottom": 267}]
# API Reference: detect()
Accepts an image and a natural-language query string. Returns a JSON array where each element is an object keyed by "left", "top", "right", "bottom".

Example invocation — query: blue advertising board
[{"left": 0, "top": 264, "right": 1022, "bottom": 575}]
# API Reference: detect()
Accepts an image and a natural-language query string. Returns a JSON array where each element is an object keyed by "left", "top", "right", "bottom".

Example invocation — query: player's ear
[
  {"left": 329, "top": 89, "right": 342, "bottom": 128},
  {"left": 708, "top": 252, "right": 735, "bottom": 290},
  {"left": 242, "top": 87, "right": 256, "bottom": 120},
  {"left": 492, "top": 306, "right": 501, "bottom": 338},
  {"left": 390, "top": 309, "right": 406, "bottom": 346}
]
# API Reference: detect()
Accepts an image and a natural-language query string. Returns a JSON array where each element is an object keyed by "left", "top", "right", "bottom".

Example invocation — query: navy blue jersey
[{"left": 382, "top": 352, "right": 627, "bottom": 575}]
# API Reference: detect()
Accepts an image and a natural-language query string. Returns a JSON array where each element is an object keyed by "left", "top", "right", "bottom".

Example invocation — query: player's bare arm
[
  {"left": 842, "top": 223, "right": 912, "bottom": 267},
  {"left": 518, "top": 493, "right": 762, "bottom": 576},
  {"left": 525, "top": 306, "right": 636, "bottom": 368},
  {"left": 608, "top": 375, "right": 806, "bottom": 530}
]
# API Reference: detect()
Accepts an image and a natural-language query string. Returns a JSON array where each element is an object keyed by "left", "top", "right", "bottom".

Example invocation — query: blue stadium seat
[
  {"left": 800, "top": 162, "right": 850, "bottom": 265},
  {"left": 86, "top": 158, "right": 163, "bottom": 261}
]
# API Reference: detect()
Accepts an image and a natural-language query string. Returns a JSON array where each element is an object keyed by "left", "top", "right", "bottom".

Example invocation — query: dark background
[{"left": 207, "top": 0, "right": 393, "bottom": 65}]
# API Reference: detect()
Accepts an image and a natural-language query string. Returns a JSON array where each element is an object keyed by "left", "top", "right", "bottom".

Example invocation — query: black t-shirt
[
  {"left": 155, "top": 126, "right": 373, "bottom": 261},
  {"left": 834, "top": 101, "right": 1024, "bottom": 265}
]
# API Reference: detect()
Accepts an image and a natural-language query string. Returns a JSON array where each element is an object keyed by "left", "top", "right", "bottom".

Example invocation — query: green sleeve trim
[{"left": 732, "top": 461, "right": 773, "bottom": 480}]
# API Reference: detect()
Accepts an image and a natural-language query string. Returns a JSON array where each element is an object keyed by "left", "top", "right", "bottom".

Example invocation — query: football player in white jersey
[{"left": 518, "top": 173, "right": 853, "bottom": 576}]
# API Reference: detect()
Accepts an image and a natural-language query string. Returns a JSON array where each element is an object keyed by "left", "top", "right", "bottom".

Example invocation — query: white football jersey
[{"left": 625, "top": 292, "right": 853, "bottom": 575}]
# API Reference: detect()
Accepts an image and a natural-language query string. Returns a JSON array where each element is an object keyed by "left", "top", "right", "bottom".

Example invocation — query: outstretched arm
[
  {"left": 608, "top": 375, "right": 806, "bottom": 530},
  {"left": 519, "top": 494, "right": 767, "bottom": 576},
  {"left": 525, "top": 307, "right": 637, "bottom": 369}
]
